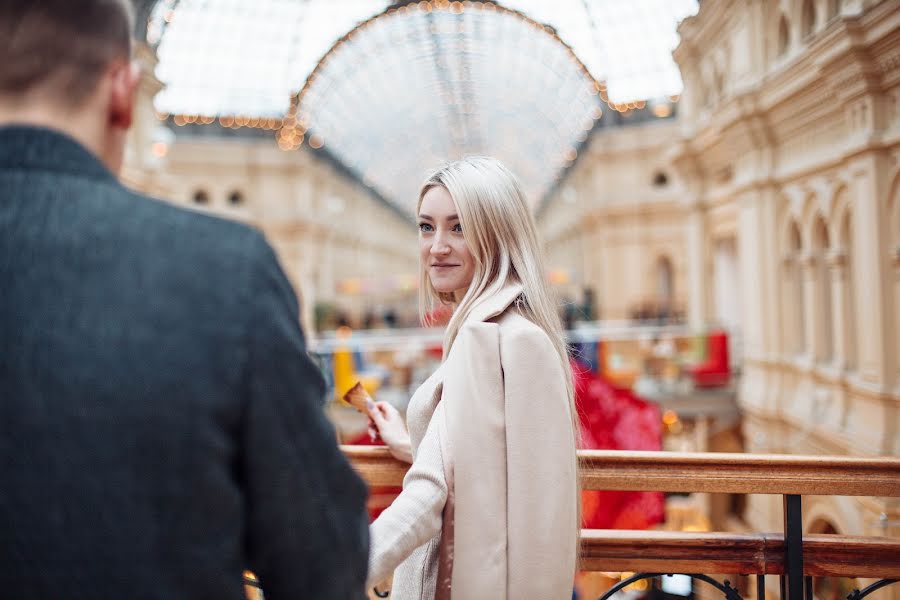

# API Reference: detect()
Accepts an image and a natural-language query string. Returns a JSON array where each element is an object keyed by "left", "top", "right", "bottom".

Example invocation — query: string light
[{"left": 151, "top": 141, "right": 168, "bottom": 158}]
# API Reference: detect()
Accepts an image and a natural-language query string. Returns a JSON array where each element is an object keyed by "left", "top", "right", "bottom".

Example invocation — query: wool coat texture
[
  {"left": 368, "top": 283, "right": 579, "bottom": 600},
  {"left": 0, "top": 126, "right": 370, "bottom": 600}
]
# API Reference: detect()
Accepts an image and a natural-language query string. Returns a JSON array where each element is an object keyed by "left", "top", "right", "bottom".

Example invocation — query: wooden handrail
[
  {"left": 344, "top": 447, "right": 900, "bottom": 581},
  {"left": 577, "top": 451, "right": 900, "bottom": 496},
  {"left": 579, "top": 530, "right": 900, "bottom": 578},
  {"left": 341, "top": 446, "right": 900, "bottom": 497}
]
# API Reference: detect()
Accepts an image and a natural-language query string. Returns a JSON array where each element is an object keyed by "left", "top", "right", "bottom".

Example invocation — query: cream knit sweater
[{"left": 368, "top": 364, "right": 447, "bottom": 599}]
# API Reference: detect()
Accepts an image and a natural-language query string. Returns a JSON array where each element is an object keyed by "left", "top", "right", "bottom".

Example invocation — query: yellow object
[
  {"left": 333, "top": 326, "right": 380, "bottom": 401},
  {"left": 597, "top": 341, "right": 638, "bottom": 389}
]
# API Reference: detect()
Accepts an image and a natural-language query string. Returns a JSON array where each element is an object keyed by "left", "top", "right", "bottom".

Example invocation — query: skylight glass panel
[
  {"left": 151, "top": 0, "right": 389, "bottom": 117},
  {"left": 586, "top": 0, "right": 698, "bottom": 104},
  {"left": 279, "top": 3, "right": 603, "bottom": 213},
  {"left": 146, "top": 0, "right": 698, "bottom": 211},
  {"left": 149, "top": 0, "right": 696, "bottom": 117}
]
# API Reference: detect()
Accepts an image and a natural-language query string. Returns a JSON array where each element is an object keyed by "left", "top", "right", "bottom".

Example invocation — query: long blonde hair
[{"left": 417, "top": 156, "right": 576, "bottom": 428}]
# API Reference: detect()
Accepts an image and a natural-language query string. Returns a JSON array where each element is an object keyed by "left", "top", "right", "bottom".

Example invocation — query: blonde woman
[{"left": 365, "top": 156, "right": 579, "bottom": 599}]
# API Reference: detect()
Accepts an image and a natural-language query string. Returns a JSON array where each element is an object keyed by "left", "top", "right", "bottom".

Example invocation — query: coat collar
[
  {"left": 465, "top": 281, "right": 524, "bottom": 324},
  {"left": 442, "top": 281, "right": 524, "bottom": 358},
  {"left": 0, "top": 125, "right": 116, "bottom": 184}
]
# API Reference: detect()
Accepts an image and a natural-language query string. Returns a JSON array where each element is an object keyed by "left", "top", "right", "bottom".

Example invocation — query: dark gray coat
[{"left": 0, "top": 126, "right": 369, "bottom": 599}]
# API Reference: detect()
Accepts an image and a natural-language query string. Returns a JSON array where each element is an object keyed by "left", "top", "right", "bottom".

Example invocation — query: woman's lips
[{"left": 431, "top": 264, "right": 459, "bottom": 270}]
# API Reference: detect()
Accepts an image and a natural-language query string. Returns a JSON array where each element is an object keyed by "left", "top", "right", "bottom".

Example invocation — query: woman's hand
[{"left": 366, "top": 400, "right": 413, "bottom": 464}]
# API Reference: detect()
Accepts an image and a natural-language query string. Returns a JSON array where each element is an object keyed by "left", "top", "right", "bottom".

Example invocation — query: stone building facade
[{"left": 540, "top": 0, "right": 900, "bottom": 552}]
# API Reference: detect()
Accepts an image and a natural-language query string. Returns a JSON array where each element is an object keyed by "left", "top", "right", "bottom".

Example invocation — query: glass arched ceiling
[
  {"left": 278, "top": 3, "right": 603, "bottom": 211},
  {"left": 151, "top": 0, "right": 697, "bottom": 115},
  {"left": 148, "top": 0, "right": 697, "bottom": 212}
]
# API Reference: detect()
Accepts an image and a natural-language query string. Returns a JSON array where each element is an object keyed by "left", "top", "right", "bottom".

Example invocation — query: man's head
[{"left": 0, "top": 0, "right": 140, "bottom": 173}]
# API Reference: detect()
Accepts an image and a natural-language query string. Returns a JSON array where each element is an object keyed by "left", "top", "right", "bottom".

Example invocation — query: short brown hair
[{"left": 0, "top": 0, "right": 134, "bottom": 106}]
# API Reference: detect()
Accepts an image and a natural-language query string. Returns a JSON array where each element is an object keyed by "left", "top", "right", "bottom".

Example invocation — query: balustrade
[{"left": 340, "top": 447, "right": 900, "bottom": 600}]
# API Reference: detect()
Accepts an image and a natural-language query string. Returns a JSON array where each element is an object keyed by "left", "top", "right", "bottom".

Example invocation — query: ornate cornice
[{"left": 876, "top": 48, "right": 900, "bottom": 77}]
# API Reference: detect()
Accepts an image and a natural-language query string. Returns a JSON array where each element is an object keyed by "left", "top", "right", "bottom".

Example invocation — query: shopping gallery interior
[{"left": 122, "top": 1, "right": 898, "bottom": 598}]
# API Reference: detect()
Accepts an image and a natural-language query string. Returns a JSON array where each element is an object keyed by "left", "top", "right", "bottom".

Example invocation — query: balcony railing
[{"left": 342, "top": 446, "right": 900, "bottom": 600}]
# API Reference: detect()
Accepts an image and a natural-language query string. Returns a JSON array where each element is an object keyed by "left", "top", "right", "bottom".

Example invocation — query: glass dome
[{"left": 148, "top": 0, "right": 697, "bottom": 212}]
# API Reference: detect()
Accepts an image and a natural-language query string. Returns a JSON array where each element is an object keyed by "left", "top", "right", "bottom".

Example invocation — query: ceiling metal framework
[
  {"left": 146, "top": 0, "right": 696, "bottom": 214},
  {"left": 276, "top": 1, "right": 605, "bottom": 213}
]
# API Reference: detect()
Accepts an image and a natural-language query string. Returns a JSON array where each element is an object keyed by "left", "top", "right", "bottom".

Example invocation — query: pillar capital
[
  {"left": 825, "top": 248, "right": 849, "bottom": 270},
  {"left": 799, "top": 251, "right": 818, "bottom": 270}
]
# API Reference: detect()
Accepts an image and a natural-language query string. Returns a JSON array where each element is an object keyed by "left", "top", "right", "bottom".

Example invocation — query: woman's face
[{"left": 418, "top": 186, "right": 476, "bottom": 301}]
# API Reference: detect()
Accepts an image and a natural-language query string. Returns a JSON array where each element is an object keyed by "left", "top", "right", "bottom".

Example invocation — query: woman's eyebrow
[{"left": 417, "top": 214, "right": 459, "bottom": 221}]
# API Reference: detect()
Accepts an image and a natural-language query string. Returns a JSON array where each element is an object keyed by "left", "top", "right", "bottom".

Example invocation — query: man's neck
[{"left": 0, "top": 102, "right": 108, "bottom": 167}]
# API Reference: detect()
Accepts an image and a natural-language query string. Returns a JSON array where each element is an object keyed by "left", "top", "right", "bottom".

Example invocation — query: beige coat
[{"left": 369, "top": 283, "right": 578, "bottom": 599}]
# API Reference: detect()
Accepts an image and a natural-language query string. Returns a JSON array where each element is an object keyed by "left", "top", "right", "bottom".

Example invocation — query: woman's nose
[{"left": 431, "top": 234, "right": 451, "bottom": 255}]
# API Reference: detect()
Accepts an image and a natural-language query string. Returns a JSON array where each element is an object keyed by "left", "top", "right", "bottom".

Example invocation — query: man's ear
[{"left": 108, "top": 60, "right": 140, "bottom": 130}]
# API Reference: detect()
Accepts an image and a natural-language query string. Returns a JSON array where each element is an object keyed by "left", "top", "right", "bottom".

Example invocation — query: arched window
[
  {"left": 801, "top": 0, "right": 817, "bottom": 38},
  {"left": 192, "top": 189, "right": 209, "bottom": 205},
  {"left": 228, "top": 190, "right": 245, "bottom": 206},
  {"left": 778, "top": 16, "right": 790, "bottom": 57},
  {"left": 656, "top": 255, "right": 675, "bottom": 309},
  {"left": 812, "top": 216, "right": 833, "bottom": 362},
  {"left": 784, "top": 221, "right": 805, "bottom": 355}
]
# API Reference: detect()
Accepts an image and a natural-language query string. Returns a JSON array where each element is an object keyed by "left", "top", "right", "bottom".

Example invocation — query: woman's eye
[
  {"left": 452, "top": 223, "right": 462, "bottom": 233},
  {"left": 418, "top": 222, "right": 433, "bottom": 233}
]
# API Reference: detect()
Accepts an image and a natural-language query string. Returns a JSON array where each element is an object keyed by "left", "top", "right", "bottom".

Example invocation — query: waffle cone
[{"left": 342, "top": 381, "right": 371, "bottom": 413}]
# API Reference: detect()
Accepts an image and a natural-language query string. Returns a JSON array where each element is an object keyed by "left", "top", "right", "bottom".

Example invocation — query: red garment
[
  {"left": 572, "top": 360, "right": 665, "bottom": 529},
  {"left": 689, "top": 330, "right": 731, "bottom": 387}
]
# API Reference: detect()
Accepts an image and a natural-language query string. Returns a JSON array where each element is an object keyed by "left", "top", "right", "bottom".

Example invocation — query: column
[
  {"left": 894, "top": 245, "right": 900, "bottom": 379},
  {"left": 738, "top": 194, "right": 766, "bottom": 360},
  {"left": 800, "top": 251, "right": 823, "bottom": 363},
  {"left": 686, "top": 203, "right": 710, "bottom": 330},
  {"left": 850, "top": 154, "right": 894, "bottom": 386}
]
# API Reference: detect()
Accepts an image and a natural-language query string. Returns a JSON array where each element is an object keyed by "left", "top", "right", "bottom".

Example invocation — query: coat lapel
[
  {"left": 465, "top": 282, "right": 524, "bottom": 325},
  {"left": 438, "top": 282, "right": 523, "bottom": 599}
]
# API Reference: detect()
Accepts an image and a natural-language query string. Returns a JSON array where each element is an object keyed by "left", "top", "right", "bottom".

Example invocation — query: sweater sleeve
[{"left": 367, "top": 401, "right": 449, "bottom": 587}]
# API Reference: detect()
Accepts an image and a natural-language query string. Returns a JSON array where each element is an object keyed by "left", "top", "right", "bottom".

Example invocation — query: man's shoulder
[
  {"left": 77, "top": 184, "right": 278, "bottom": 298},
  {"left": 91, "top": 185, "right": 273, "bottom": 276},
  {"left": 123, "top": 188, "right": 266, "bottom": 252}
]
